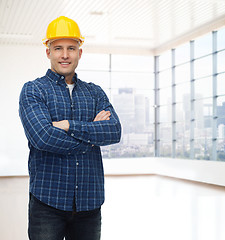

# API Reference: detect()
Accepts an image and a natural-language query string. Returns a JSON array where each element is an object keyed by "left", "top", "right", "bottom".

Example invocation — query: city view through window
[
  {"left": 78, "top": 27, "right": 225, "bottom": 161},
  {"left": 78, "top": 54, "right": 155, "bottom": 158}
]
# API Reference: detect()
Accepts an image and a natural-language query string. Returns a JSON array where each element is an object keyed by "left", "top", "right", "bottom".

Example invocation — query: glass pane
[
  {"left": 111, "top": 72, "right": 154, "bottom": 90},
  {"left": 159, "top": 105, "right": 172, "bottom": 123},
  {"left": 160, "top": 123, "right": 172, "bottom": 157},
  {"left": 160, "top": 143, "right": 172, "bottom": 157},
  {"left": 217, "top": 50, "right": 225, "bottom": 74},
  {"left": 194, "top": 33, "right": 212, "bottom": 58},
  {"left": 217, "top": 73, "right": 225, "bottom": 96},
  {"left": 217, "top": 152, "right": 225, "bottom": 162},
  {"left": 218, "top": 113, "right": 225, "bottom": 124},
  {"left": 111, "top": 88, "right": 154, "bottom": 118},
  {"left": 217, "top": 96, "right": 225, "bottom": 107},
  {"left": 176, "top": 82, "right": 190, "bottom": 103},
  {"left": 217, "top": 119, "right": 225, "bottom": 136},
  {"left": 175, "top": 63, "right": 190, "bottom": 84},
  {"left": 176, "top": 103, "right": 186, "bottom": 122},
  {"left": 176, "top": 121, "right": 190, "bottom": 138},
  {"left": 159, "top": 87, "right": 171, "bottom": 106},
  {"left": 217, "top": 119, "right": 225, "bottom": 161},
  {"left": 194, "top": 56, "right": 212, "bottom": 79},
  {"left": 112, "top": 91, "right": 152, "bottom": 131},
  {"left": 194, "top": 139, "right": 212, "bottom": 160},
  {"left": 102, "top": 133, "right": 154, "bottom": 158},
  {"left": 77, "top": 71, "right": 110, "bottom": 89},
  {"left": 112, "top": 55, "right": 154, "bottom": 72},
  {"left": 217, "top": 27, "right": 225, "bottom": 51},
  {"left": 217, "top": 98, "right": 225, "bottom": 119},
  {"left": 111, "top": 65, "right": 155, "bottom": 158},
  {"left": 78, "top": 53, "right": 109, "bottom": 71},
  {"left": 194, "top": 98, "right": 212, "bottom": 122},
  {"left": 159, "top": 69, "right": 172, "bottom": 88},
  {"left": 176, "top": 121, "right": 190, "bottom": 158},
  {"left": 194, "top": 119, "right": 212, "bottom": 139},
  {"left": 159, "top": 50, "right": 171, "bottom": 71},
  {"left": 195, "top": 77, "right": 212, "bottom": 98},
  {"left": 175, "top": 42, "right": 190, "bottom": 65},
  {"left": 176, "top": 140, "right": 190, "bottom": 158}
]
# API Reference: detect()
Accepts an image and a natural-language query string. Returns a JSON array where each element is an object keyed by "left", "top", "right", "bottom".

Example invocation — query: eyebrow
[{"left": 53, "top": 45, "right": 77, "bottom": 48}]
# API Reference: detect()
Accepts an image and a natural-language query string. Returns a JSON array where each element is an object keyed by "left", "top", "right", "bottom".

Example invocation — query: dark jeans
[{"left": 28, "top": 194, "right": 101, "bottom": 240}]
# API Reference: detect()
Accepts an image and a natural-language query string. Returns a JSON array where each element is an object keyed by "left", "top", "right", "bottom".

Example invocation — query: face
[{"left": 46, "top": 38, "right": 82, "bottom": 83}]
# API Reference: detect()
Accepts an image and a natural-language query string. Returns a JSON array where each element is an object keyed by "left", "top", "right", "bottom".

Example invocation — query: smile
[{"left": 60, "top": 62, "right": 70, "bottom": 65}]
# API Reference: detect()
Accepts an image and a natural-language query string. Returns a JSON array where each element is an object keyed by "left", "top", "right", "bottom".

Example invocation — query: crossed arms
[
  {"left": 52, "top": 110, "right": 111, "bottom": 131},
  {"left": 19, "top": 81, "right": 121, "bottom": 155}
]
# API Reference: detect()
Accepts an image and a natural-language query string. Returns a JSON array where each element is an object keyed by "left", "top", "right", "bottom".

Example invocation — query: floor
[
  {"left": 101, "top": 175, "right": 225, "bottom": 240},
  {"left": 0, "top": 175, "right": 225, "bottom": 240}
]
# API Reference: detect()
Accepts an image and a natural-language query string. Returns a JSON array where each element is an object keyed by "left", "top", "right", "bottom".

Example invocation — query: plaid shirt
[{"left": 19, "top": 69, "right": 121, "bottom": 212}]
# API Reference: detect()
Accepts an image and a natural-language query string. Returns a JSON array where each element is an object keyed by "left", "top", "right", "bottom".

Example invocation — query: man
[{"left": 19, "top": 16, "right": 121, "bottom": 240}]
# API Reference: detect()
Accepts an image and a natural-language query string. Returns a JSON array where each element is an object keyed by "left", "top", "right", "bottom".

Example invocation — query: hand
[
  {"left": 52, "top": 120, "right": 70, "bottom": 132},
  {"left": 93, "top": 110, "right": 111, "bottom": 122}
]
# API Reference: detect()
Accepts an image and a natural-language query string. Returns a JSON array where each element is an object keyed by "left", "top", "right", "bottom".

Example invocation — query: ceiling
[{"left": 1, "top": 0, "right": 225, "bottom": 55}]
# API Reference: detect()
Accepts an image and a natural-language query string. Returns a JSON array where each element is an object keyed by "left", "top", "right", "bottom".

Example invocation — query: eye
[
  {"left": 54, "top": 47, "right": 62, "bottom": 50},
  {"left": 69, "top": 47, "right": 76, "bottom": 51}
]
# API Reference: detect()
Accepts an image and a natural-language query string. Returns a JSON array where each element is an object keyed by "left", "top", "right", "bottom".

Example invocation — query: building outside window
[
  {"left": 77, "top": 26, "right": 225, "bottom": 162},
  {"left": 78, "top": 54, "right": 155, "bottom": 158},
  {"left": 156, "top": 27, "right": 225, "bottom": 161}
]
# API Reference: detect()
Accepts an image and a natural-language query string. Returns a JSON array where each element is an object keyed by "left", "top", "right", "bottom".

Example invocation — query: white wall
[
  {"left": 104, "top": 157, "right": 225, "bottom": 187},
  {"left": 0, "top": 44, "right": 49, "bottom": 175}
]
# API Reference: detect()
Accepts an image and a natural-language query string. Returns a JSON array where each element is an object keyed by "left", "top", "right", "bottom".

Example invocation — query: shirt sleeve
[
  {"left": 19, "top": 81, "right": 90, "bottom": 155},
  {"left": 67, "top": 85, "right": 121, "bottom": 146}
]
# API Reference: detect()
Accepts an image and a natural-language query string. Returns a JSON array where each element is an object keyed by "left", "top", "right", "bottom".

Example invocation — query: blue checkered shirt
[{"left": 19, "top": 69, "right": 121, "bottom": 212}]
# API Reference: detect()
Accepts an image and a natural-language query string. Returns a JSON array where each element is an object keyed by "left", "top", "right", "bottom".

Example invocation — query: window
[
  {"left": 79, "top": 54, "right": 154, "bottom": 158},
  {"left": 217, "top": 26, "right": 225, "bottom": 51},
  {"left": 194, "top": 56, "right": 212, "bottom": 79},
  {"left": 194, "top": 33, "right": 212, "bottom": 58},
  {"left": 155, "top": 29, "right": 225, "bottom": 161},
  {"left": 110, "top": 55, "right": 154, "bottom": 158},
  {"left": 175, "top": 43, "right": 190, "bottom": 65},
  {"left": 217, "top": 50, "right": 225, "bottom": 74}
]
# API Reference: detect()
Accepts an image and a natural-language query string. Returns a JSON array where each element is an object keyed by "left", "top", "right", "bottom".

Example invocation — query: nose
[{"left": 62, "top": 49, "right": 69, "bottom": 59}]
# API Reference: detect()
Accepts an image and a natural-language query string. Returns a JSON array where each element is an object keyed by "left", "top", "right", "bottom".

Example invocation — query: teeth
[{"left": 61, "top": 63, "right": 69, "bottom": 65}]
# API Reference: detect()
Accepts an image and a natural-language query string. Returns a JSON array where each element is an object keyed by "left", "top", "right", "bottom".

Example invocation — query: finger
[
  {"left": 102, "top": 111, "right": 111, "bottom": 117},
  {"left": 97, "top": 111, "right": 110, "bottom": 118},
  {"left": 94, "top": 110, "right": 111, "bottom": 121},
  {"left": 101, "top": 115, "right": 110, "bottom": 120},
  {"left": 100, "top": 112, "right": 111, "bottom": 120}
]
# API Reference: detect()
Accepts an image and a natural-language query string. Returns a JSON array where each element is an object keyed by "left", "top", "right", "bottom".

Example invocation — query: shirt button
[
  {"left": 82, "top": 151, "right": 86, "bottom": 154},
  {"left": 88, "top": 140, "right": 90, "bottom": 143},
  {"left": 76, "top": 185, "right": 78, "bottom": 189},
  {"left": 71, "top": 104, "right": 74, "bottom": 108},
  {"left": 76, "top": 162, "right": 79, "bottom": 166},
  {"left": 71, "top": 133, "right": 74, "bottom": 137},
  {"left": 61, "top": 76, "right": 64, "bottom": 79},
  {"left": 68, "top": 152, "right": 71, "bottom": 155}
]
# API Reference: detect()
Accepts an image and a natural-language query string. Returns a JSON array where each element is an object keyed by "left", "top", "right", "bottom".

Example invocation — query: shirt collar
[{"left": 46, "top": 69, "right": 78, "bottom": 85}]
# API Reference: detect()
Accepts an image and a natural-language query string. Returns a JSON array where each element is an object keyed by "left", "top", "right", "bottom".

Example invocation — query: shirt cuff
[{"left": 68, "top": 120, "right": 81, "bottom": 138}]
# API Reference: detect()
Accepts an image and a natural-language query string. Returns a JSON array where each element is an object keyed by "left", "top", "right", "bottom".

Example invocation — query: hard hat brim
[{"left": 42, "top": 36, "right": 84, "bottom": 47}]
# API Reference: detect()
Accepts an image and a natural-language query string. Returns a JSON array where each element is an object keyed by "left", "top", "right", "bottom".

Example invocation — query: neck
[
  {"left": 51, "top": 68, "right": 75, "bottom": 84},
  {"left": 65, "top": 75, "right": 74, "bottom": 84}
]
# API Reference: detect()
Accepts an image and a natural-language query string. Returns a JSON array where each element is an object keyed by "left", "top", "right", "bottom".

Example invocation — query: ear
[
  {"left": 79, "top": 48, "right": 82, "bottom": 60},
  {"left": 46, "top": 48, "right": 51, "bottom": 59}
]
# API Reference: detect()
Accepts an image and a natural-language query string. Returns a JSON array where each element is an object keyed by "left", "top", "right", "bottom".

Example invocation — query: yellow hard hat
[{"left": 42, "top": 16, "right": 84, "bottom": 47}]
